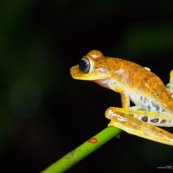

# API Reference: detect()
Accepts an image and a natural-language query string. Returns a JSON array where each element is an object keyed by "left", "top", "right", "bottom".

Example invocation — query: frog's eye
[{"left": 79, "top": 57, "right": 91, "bottom": 73}]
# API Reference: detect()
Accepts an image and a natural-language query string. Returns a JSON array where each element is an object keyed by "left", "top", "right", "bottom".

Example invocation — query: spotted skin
[
  {"left": 142, "top": 116, "right": 148, "bottom": 122},
  {"left": 70, "top": 50, "right": 173, "bottom": 146}
]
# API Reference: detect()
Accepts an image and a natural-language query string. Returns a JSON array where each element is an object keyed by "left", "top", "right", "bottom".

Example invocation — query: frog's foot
[
  {"left": 166, "top": 70, "right": 173, "bottom": 98},
  {"left": 105, "top": 107, "right": 173, "bottom": 127},
  {"left": 105, "top": 107, "right": 173, "bottom": 146}
]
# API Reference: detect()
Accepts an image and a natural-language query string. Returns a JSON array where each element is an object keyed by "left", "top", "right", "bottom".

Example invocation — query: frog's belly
[{"left": 128, "top": 91, "right": 166, "bottom": 113}]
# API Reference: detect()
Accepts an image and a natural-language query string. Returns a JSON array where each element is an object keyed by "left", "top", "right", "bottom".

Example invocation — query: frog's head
[{"left": 70, "top": 50, "right": 112, "bottom": 81}]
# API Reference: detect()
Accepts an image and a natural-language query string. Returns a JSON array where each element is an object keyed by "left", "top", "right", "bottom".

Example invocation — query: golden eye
[{"left": 79, "top": 57, "right": 90, "bottom": 73}]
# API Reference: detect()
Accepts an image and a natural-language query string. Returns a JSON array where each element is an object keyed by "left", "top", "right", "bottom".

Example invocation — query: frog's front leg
[
  {"left": 105, "top": 107, "right": 173, "bottom": 146},
  {"left": 166, "top": 70, "right": 173, "bottom": 98},
  {"left": 119, "top": 90, "right": 141, "bottom": 110},
  {"left": 120, "top": 91, "right": 130, "bottom": 109}
]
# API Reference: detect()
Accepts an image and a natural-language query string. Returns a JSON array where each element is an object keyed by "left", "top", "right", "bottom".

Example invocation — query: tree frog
[{"left": 70, "top": 50, "right": 173, "bottom": 146}]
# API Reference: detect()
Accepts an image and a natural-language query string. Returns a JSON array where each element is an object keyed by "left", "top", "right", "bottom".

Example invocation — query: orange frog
[{"left": 70, "top": 50, "right": 173, "bottom": 146}]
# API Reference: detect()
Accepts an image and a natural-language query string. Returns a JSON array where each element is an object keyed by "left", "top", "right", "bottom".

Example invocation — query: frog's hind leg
[
  {"left": 105, "top": 107, "right": 173, "bottom": 146},
  {"left": 105, "top": 107, "right": 173, "bottom": 127},
  {"left": 166, "top": 70, "right": 173, "bottom": 98}
]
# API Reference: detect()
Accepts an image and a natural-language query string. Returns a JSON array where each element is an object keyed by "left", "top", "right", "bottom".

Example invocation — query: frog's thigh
[
  {"left": 105, "top": 107, "right": 173, "bottom": 127},
  {"left": 105, "top": 107, "right": 173, "bottom": 146}
]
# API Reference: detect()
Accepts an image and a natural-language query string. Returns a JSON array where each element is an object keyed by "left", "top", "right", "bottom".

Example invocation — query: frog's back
[{"left": 106, "top": 57, "right": 173, "bottom": 114}]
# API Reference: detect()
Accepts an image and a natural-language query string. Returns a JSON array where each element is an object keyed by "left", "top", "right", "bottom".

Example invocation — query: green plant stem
[{"left": 41, "top": 126, "right": 121, "bottom": 173}]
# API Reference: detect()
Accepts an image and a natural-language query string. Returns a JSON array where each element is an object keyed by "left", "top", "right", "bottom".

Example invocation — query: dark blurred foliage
[{"left": 0, "top": 0, "right": 173, "bottom": 173}]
